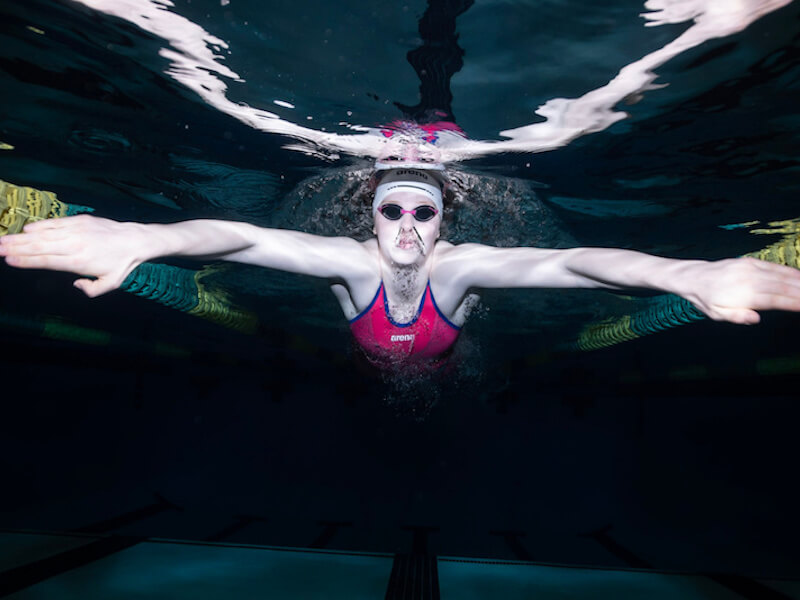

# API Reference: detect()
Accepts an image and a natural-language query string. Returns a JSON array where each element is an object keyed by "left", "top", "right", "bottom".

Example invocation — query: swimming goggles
[{"left": 378, "top": 203, "right": 439, "bottom": 222}]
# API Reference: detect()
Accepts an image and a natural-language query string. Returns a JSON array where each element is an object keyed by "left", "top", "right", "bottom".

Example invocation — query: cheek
[
  {"left": 418, "top": 225, "right": 439, "bottom": 245},
  {"left": 374, "top": 223, "right": 400, "bottom": 245}
]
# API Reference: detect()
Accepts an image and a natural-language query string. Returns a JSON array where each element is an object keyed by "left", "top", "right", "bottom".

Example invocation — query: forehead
[{"left": 378, "top": 190, "right": 437, "bottom": 207}]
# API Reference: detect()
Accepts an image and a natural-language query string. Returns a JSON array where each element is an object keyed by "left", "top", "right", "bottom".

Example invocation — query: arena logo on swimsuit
[{"left": 390, "top": 334, "right": 415, "bottom": 343}]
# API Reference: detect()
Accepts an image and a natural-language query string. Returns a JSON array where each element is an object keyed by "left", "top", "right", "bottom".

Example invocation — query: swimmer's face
[{"left": 373, "top": 192, "right": 441, "bottom": 266}]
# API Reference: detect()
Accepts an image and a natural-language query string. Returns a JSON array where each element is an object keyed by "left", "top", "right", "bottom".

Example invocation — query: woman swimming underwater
[{"left": 1, "top": 161, "right": 800, "bottom": 368}]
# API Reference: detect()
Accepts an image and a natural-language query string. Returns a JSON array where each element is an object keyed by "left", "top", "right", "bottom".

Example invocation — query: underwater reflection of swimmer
[
  {"left": 394, "top": 0, "right": 475, "bottom": 125},
  {"left": 2, "top": 159, "right": 800, "bottom": 372}
]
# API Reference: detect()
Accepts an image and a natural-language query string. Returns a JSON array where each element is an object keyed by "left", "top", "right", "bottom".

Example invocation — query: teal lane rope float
[
  {"left": 575, "top": 295, "right": 705, "bottom": 351},
  {"left": 575, "top": 220, "right": 800, "bottom": 351},
  {"left": 121, "top": 262, "right": 258, "bottom": 332}
]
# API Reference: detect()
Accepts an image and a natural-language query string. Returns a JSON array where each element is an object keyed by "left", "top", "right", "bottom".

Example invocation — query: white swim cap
[{"left": 372, "top": 168, "right": 444, "bottom": 216}]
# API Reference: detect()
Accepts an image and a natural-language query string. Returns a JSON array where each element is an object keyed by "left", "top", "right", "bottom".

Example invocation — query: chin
[{"left": 390, "top": 248, "right": 423, "bottom": 266}]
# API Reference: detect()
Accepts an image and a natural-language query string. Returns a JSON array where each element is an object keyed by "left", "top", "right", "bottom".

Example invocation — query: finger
[
  {"left": 0, "top": 232, "right": 42, "bottom": 248},
  {"left": 74, "top": 278, "right": 114, "bottom": 298},
  {"left": 740, "top": 269, "right": 800, "bottom": 297},
  {"left": 773, "top": 274, "right": 800, "bottom": 292},
  {"left": 0, "top": 233, "right": 29, "bottom": 247},
  {"left": 4, "top": 254, "right": 83, "bottom": 271},
  {"left": 0, "top": 231, "right": 79, "bottom": 256},
  {"left": 31, "top": 227, "right": 74, "bottom": 241},
  {"left": 750, "top": 258, "right": 800, "bottom": 279},
  {"left": 21, "top": 218, "right": 72, "bottom": 233},
  {"left": 0, "top": 238, "right": 76, "bottom": 257},
  {"left": 0, "top": 228, "right": 68, "bottom": 248},
  {"left": 748, "top": 280, "right": 800, "bottom": 300},
  {"left": 715, "top": 307, "right": 761, "bottom": 325},
  {"left": 751, "top": 292, "right": 800, "bottom": 312}
]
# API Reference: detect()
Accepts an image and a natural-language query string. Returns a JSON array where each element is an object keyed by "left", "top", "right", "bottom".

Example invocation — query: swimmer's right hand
[{"left": 0, "top": 214, "right": 151, "bottom": 297}]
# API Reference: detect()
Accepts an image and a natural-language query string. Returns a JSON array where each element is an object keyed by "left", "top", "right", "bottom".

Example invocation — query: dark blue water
[{"left": 1, "top": 0, "right": 799, "bottom": 587}]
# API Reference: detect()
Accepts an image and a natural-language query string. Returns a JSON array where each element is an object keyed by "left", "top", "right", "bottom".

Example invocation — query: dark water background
[{"left": 0, "top": 0, "right": 799, "bottom": 579}]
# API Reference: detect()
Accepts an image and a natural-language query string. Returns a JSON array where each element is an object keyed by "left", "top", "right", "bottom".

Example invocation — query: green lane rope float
[
  {"left": 748, "top": 218, "right": 800, "bottom": 266},
  {"left": 1, "top": 179, "right": 257, "bottom": 333},
  {"left": 1, "top": 179, "right": 94, "bottom": 234},
  {"left": 575, "top": 220, "right": 800, "bottom": 351}
]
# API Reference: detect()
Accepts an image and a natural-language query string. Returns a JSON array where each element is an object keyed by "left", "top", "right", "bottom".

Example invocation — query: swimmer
[{"left": 2, "top": 163, "right": 800, "bottom": 368}]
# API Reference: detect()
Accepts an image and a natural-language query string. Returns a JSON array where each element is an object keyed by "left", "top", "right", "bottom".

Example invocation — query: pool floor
[{"left": 1, "top": 530, "right": 798, "bottom": 599}]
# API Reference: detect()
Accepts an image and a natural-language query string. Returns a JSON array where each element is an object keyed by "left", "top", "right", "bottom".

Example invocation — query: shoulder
[
  {"left": 432, "top": 241, "right": 495, "bottom": 277},
  {"left": 429, "top": 241, "right": 485, "bottom": 295},
  {"left": 332, "top": 236, "right": 379, "bottom": 279},
  {"left": 433, "top": 240, "right": 489, "bottom": 258},
  {"left": 322, "top": 236, "right": 378, "bottom": 268},
  {"left": 429, "top": 241, "right": 484, "bottom": 321},
  {"left": 431, "top": 240, "right": 482, "bottom": 263},
  {"left": 360, "top": 237, "right": 379, "bottom": 253},
  {"left": 352, "top": 238, "right": 380, "bottom": 270},
  {"left": 340, "top": 238, "right": 381, "bottom": 305}
]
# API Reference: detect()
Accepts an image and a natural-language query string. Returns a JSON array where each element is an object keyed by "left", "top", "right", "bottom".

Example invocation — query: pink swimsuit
[{"left": 350, "top": 281, "right": 460, "bottom": 364}]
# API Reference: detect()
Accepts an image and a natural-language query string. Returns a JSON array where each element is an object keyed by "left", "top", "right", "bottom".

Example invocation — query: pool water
[{"left": 0, "top": 0, "right": 799, "bottom": 597}]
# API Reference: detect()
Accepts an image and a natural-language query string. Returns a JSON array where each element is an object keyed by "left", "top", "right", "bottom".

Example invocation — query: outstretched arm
[
  {"left": 436, "top": 244, "right": 800, "bottom": 324},
  {"left": 0, "top": 215, "right": 375, "bottom": 297}
]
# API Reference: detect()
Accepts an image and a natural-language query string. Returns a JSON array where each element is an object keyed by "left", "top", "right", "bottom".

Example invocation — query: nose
[{"left": 399, "top": 212, "right": 416, "bottom": 229}]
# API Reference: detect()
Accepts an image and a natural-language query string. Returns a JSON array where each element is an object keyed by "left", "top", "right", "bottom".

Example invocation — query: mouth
[
  {"left": 394, "top": 227, "right": 427, "bottom": 256},
  {"left": 396, "top": 236, "right": 419, "bottom": 251}
]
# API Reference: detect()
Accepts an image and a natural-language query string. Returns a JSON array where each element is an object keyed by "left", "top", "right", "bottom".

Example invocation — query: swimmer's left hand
[{"left": 676, "top": 257, "right": 800, "bottom": 324}]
